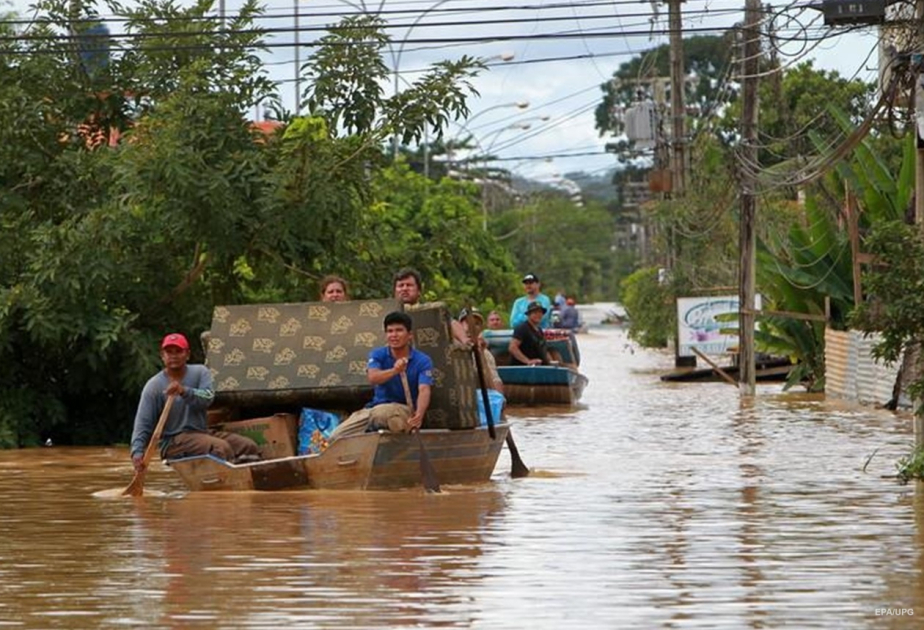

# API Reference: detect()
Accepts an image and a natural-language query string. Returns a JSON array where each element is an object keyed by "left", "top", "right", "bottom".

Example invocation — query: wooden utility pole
[
  {"left": 668, "top": 0, "right": 686, "bottom": 196},
  {"left": 294, "top": 0, "right": 300, "bottom": 114},
  {"left": 738, "top": 0, "right": 761, "bottom": 396},
  {"left": 914, "top": 0, "right": 924, "bottom": 445}
]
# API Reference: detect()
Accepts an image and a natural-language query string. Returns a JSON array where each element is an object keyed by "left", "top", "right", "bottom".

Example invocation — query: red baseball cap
[{"left": 161, "top": 333, "right": 189, "bottom": 351}]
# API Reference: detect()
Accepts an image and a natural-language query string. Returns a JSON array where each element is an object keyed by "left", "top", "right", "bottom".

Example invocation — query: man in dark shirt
[{"left": 508, "top": 302, "right": 551, "bottom": 366}]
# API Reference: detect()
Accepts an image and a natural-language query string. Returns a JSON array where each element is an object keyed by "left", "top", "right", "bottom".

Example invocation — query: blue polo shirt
[{"left": 366, "top": 347, "right": 434, "bottom": 408}]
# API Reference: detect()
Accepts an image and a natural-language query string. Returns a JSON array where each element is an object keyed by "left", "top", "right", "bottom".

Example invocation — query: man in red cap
[{"left": 129, "top": 333, "right": 259, "bottom": 471}]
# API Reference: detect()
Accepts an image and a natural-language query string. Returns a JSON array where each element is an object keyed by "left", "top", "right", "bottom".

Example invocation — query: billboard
[{"left": 676, "top": 295, "right": 761, "bottom": 357}]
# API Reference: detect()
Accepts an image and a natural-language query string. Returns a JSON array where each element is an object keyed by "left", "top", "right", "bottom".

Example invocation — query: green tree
[
  {"left": 594, "top": 35, "right": 734, "bottom": 138},
  {"left": 355, "top": 163, "right": 516, "bottom": 304},
  {"left": 719, "top": 61, "right": 875, "bottom": 168},
  {"left": 494, "top": 190, "right": 617, "bottom": 303},
  {"left": 0, "top": 1, "right": 487, "bottom": 447}
]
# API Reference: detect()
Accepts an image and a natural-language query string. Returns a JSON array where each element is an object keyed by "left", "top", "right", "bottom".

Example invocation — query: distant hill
[{"left": 510, "top": 168, "right": 619, "bottom": 203}]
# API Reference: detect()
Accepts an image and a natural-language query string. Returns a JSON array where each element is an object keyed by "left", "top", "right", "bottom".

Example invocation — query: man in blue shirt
[
  {"left": 510, "top": 273, "right": 553, "bottom": 328},
  {"left": 330, "top": 311, "right": 434, "bottom": 440}
]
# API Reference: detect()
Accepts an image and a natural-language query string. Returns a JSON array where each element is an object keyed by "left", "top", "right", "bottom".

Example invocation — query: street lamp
[
  {"left": 464, "top": 101, "right": 529, "bottom": 130},
  {"left": 445, "top": 121, "right": 538, "bottom": 231},
  {"left": 421, "top": 55, "right": 519, "bottom": 177}
]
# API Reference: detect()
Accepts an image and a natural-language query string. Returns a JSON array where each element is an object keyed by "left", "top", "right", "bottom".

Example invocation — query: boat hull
[
  {"left": 497, "top": 365, "right": 588, "bottom": 405},
  {"left": 167, "top": 424, "right": 510, "bottom": 492}
]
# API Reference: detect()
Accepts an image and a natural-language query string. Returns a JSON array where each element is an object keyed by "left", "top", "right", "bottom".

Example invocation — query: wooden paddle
[
  {"left": 464, "top": 311, "right": 496, "bottom": 440},
  {"left": 400, "top": 371, "right": 441, "bottom": 493},
  {"left": 122, "top": 394, "right": 176, "bottom": 497},
  {"left": 465, "top": 311, "right": 529, "bottom": 478}
]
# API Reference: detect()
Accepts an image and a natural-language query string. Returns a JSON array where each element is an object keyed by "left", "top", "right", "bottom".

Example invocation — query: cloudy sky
[
  {"left": 7, "top": 0, "right": 883, "bottom": 182},
  {"left": 253, "top": 0, "right": 882, "bottom": 182}
]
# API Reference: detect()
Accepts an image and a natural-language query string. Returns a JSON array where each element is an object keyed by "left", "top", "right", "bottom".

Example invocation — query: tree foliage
[
  {"left": 620, "top": 267, "right": 671, "bottom": 348},
  {"left": 594, "top": 35, "right": 735, "bottom": 137},
  {"left": 0, "top": 1, "right": 491, "bottom": 447},
  {"left": 493, "top": 191, "right": 618, "bottom": 304}
]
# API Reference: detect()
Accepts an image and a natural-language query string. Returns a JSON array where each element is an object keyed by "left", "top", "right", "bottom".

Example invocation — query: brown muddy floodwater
[{"left": 1, "top": 314, "right": 923, "bottom": 629}]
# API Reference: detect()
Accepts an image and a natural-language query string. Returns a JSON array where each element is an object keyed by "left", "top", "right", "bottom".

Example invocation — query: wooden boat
[
  {"left": 483, "top": 328, "right": 589, "bottom": 405},
  {"left": 167, "top": 299, "right": 515, "bottom": 492},
  {"left": 169, "top": 423, "right": 509, "bottom": 491},
  {"left": 496, "top": 365, "right": 589, "bottom": 405},
  {"left": 660, "top": 355, "right": 794, "bottom": 383}
]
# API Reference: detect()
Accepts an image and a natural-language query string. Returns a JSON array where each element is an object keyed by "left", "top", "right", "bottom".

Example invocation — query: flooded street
[{"left": 1, "top": 312, "right": 923, "bottom": 629}]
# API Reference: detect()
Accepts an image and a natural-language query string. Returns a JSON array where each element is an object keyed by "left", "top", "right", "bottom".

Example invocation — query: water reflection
[{"left": 1, "top": 325, "right": 923, "bottom": 628}]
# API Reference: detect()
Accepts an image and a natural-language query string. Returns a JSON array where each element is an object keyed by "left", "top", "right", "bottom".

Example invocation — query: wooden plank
[
  {"left": 740, "top": 308, "right": 828, "bottom": 322},
  {"left": 846, "top": 186, "right": 863, "bottom": 307},
  {"left": 691, "top": 347, "right": 737, "bottom": 387}
]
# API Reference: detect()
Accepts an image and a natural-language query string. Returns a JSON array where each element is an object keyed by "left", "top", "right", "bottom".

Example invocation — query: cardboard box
[{"left": 220, "top": 413, "right": 298, "bottom": 460}]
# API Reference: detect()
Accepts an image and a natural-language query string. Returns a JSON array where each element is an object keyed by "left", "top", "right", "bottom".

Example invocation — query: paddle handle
[
  {"left": 142, "top": 394, "right": 176, "bottom": 469},
  {"left": 123, "top": 394, "right": 175, "bottom": 496},
  {"left": 400, "top": 371, "right": 414, "bottom": 414}
]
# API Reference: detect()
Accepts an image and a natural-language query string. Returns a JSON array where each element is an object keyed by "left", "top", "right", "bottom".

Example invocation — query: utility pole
[
  {"left": 667, "top": 0, "right": 690, "bottom": 369},
  {"left": 294, "top": 0, "right": 301, "bottom": 115},
  {"left": 914, "top": 0, "right": 924, "bottom": 444},
  {"left": 668, "top": 0, "right": 686, "bottom": 196},
  {"left": 738, "top": 0, "right": 761, "bottom": 396}
]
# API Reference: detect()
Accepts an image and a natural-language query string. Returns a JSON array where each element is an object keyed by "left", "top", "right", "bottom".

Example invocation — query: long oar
[
  {"left": 122, "top": 394, "right": 176, "bottom": 497},
  {"left": 465, "top": 312, "right": 496, "bottom": 440},
  {"left": 465, "top": 312, "right": 529, "bottom": 478},
  {"left": 400, "top": 371, "right": 441, "bottom": 493}
]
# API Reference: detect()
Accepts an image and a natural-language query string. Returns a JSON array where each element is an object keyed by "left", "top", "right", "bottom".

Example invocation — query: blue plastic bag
[
  {"left": 298, "top": 408, "right": 341, "bottom": 455},
  {"left": 475, "top": 389, "right": 505, "bottom": 427}
]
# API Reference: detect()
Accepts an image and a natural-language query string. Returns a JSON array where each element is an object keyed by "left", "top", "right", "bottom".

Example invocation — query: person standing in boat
[
  {"left": 510, "top": 273, "right": 553, "bottom": 329},
  {"left": 508, "top": 302, "right": 552, "bottom": 366},
  {"left": 393, "top": 267, "right": 423, "bottom": 307},
  {"left": 319, "top": 275, "right": 349, "bottom": 302},
  {"left": 130, "top": 333, "right": 260, "bottom": 472},
  {"left": 328, "top": 311, "right": 434, "bottom": 440},
  {"left": 392, "top": 266, "right": 470, "bottom": 345},
  {"left": 558, "top": 297, "right": 580, "bottom": 330},
  {"left": 458, "top": 308, "right": 504, "bottom": 394}
]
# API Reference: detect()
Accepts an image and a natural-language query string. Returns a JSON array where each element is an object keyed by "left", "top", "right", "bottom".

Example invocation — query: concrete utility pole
[
  {"left": 738, "top": 0, "right": 761, "bottom": 396},
  {"left": 668, "top": 0, "right": 686, "bottom": 196}
]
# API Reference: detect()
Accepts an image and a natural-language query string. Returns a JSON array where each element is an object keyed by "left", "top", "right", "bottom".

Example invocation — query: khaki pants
[
  {"left": 164, "top": 430, "right": 261, "bottom": 462},
  {"left": 329, "top": 403, "right": 412, "bottom": 441}
]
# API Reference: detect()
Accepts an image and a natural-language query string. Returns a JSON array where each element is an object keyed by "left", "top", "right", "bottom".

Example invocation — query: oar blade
[
  {"left": 506, "top": 433, "right": 530, "bottom": 478},
  {"left": 121, "top": 472, "right": 146, "bottom": 497}
]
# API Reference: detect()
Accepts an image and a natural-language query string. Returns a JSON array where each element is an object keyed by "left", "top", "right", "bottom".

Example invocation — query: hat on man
[
  {"left": 458, "top": 307, "right": 485, "bottom": 323},
  {"left": 161, "top": 333, "right": 190, "bottom": 351},
  {"left": 526, "top": 301, "right": 547, "bottom": 315},
  {"left": 522, "top": 273, "right": 539, "bottom": 283}
]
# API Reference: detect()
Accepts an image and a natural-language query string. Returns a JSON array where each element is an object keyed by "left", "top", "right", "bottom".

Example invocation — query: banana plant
[{"left": 754, "top": 110, "right": 913, "bottom": 390}]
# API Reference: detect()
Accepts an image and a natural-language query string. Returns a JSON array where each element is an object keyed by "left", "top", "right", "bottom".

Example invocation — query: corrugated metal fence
[{"left": 825, "top": 328, "right": 901, "bottom": 406}]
